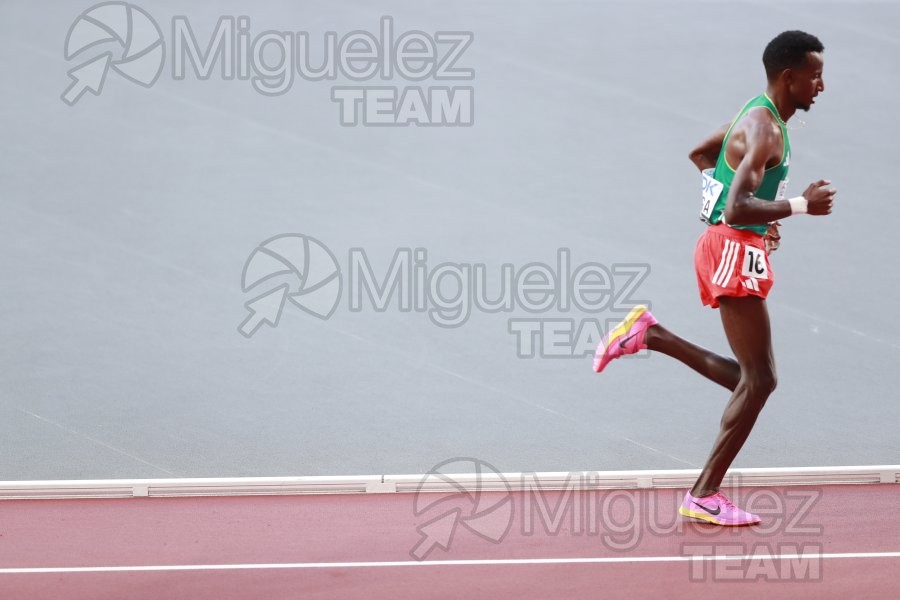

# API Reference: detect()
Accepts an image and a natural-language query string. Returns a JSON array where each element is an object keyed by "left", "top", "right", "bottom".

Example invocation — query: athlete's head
[{"left": 763, "top": 31, "right": 825, "bottom": 111}]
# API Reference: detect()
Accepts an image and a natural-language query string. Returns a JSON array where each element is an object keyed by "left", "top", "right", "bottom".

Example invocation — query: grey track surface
[{"left": 2, "top": 1, "right": 898, "bottom": 479}]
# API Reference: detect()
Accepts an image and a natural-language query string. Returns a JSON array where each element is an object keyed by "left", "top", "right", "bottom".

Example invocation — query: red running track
[{"left": 0, "top": 484, "right": 898, "bottom": 599}]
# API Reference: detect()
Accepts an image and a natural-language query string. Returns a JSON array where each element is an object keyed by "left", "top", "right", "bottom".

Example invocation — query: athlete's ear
[{"left": 779, "top": 67, "right": 794, "bottom": 87}]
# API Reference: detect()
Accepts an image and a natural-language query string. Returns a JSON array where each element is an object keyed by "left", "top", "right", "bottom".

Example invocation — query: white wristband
[{"left": 788, "top": 196, "right": 808, "bottom": 215}]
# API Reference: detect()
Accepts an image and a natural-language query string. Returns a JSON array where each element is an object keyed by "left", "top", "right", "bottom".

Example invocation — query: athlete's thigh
[{"left": 717, "top": 296, "right": 775, "bottom": 373}]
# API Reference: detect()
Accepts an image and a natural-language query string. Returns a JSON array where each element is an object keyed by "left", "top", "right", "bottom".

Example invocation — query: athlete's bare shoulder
[{"left": 724, "top": 108, "right": 783, "bottom": 170}]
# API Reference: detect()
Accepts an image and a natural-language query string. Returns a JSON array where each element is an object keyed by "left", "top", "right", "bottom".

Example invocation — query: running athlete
[{"left": 593, "top": 31, "right": 835, "bottom": 526}]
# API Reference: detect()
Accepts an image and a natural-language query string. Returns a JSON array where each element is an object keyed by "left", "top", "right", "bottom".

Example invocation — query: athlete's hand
[
  {"left": 803, "top": 180, "right": 836, "bottom": 215},
  {"left": 765, "top": 221, "right": 782, "bottom": 253}
]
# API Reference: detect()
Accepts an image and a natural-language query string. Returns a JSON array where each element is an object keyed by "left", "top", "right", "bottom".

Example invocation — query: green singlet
[{"left": 700, "top": 93, "right": 791, "bottom": 236}]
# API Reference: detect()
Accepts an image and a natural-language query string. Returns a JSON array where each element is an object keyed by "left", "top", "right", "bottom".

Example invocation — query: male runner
[{"left": 593, "top": 31, "right": 835, "bottom": 526}]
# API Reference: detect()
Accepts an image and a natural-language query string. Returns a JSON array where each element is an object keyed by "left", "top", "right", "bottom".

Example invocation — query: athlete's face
[{"left": 788, "top": 51, "right": 825, "bottom": 112}]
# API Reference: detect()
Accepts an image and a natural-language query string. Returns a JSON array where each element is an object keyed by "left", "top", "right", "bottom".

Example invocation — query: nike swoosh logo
[
  {"left": 692, "top": 501, "right": 721, "bottom": 516},
  {"left": 618, "top": 332, "right": 639, "bottom": 349}
]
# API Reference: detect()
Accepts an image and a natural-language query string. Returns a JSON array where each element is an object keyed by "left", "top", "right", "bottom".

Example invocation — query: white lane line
[
  {"left": 621, "top": 436, "right": 699, "bottom": 468},
  {"left": 3, "top": 552, "right": 900, "bottom": 574},
  {"left": 16, "top": 409, "right": 177, "bottom": 477},
  {"left": 780, "top": 303, "right": 900, "bottom": 353}
]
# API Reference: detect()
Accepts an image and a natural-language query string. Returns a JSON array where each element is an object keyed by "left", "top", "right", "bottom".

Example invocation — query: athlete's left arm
[
  {"left": 723, "top": 118, "right": 794, "bottom": 225},
  {"left": 688, "top": 122, "right": 730, "bottom": 171}
]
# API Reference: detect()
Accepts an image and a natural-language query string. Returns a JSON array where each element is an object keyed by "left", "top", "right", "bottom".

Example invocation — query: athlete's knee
[{"left": 746, "top": 369, "right": 777, "bottom": 399}]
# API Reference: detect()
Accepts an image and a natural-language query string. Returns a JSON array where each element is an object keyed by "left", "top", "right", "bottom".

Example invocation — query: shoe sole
[
  {"left": 594, "top": 305, "right": 648, "bottom": 373},
  {"left": 678, "top": 506, "right": 760, "bottom": 526}
]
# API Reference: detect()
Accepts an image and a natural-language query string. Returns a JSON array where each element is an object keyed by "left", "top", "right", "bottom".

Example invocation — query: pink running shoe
[
  {"left": 678, "top": 491, "right": 760, "bottom": 526},
  {"left": 593, "top": 305, "right": 658, "bottom": 373}
]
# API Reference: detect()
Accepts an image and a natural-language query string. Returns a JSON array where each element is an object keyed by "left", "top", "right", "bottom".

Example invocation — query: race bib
[
  {"left": 700, "top": 169, "right": 723, "bottom": 221},
  {"left": 741, "top": 245, "right": 768, "bottom": 279}
]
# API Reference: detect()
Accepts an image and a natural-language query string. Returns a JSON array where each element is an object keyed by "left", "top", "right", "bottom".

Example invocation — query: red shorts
[{"left": 694, "top": 224, "right": 774, "bottom": 308}]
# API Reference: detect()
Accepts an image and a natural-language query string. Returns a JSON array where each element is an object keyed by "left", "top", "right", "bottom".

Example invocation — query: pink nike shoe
[
  {"left": 593, "top": 305, "right": 658, "bottom": 373},
  {"left": 678, "top": 491, "right": 760, "bottom": 526}
]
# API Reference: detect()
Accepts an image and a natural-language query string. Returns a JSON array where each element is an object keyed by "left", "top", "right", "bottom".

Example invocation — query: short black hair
[{"left": 763, "top": 31, "right": 824, "bottom": 81}]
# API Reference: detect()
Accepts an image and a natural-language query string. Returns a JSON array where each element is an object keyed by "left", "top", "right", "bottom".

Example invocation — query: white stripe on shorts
[
  {"left": 711, "top": 240, "right": 733, "bottom": 286},
  {"left": 712, "top": 240, "right": 736, "bottom": 286},
  {"left": 719, "top": 242, "right": 740, "bottom": 288}
]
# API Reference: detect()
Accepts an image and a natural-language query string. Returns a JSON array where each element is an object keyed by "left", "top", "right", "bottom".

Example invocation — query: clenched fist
[{"left": 803, "top": 180, "right": 837, "bottom": 215}]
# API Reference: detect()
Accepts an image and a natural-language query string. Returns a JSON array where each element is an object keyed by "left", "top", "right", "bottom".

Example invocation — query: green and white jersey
[{"left": 700, "top": 93, "right": 791, "bottom": 236}]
